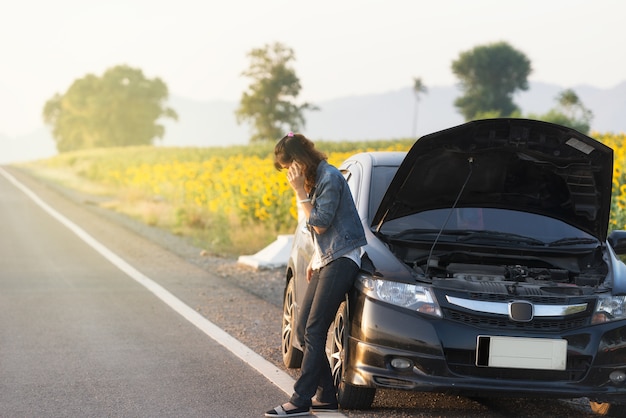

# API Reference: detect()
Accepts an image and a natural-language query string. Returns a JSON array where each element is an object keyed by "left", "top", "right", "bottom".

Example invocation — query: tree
[
  {"left": 235, "top": 42, "right": 317, "bottom": 142},
  {"left": 411, "top": 77, "right": 427, "bottom": 138},
  {"left": 528, "top": 88, "right": 594, "bottom": 134},
  {"left": 555, "top": 89, "right": 594, "bottom": 131},
  {"left": 43, "top": 65, "right": 177, "bottom": 152},
  {"left": 452, "top": 41, "right": 532, "bottom": 120}
]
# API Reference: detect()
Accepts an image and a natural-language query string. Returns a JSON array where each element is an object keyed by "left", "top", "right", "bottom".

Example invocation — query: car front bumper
[{"left": 344, "top": 293, "right": 626, "bottom": 403}]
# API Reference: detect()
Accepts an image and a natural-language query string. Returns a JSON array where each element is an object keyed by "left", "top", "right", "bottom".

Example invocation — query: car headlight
[
  {"left": 357, "top": 275, "right": 442, "bottom": 317},
  {"left": 593, "top": 295, "right": 626, "bottom": 324}
]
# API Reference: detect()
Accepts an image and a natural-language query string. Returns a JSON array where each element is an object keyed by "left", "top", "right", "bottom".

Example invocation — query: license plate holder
[{"left": 476, "top": 336, "right": 567, "bottom": 370}]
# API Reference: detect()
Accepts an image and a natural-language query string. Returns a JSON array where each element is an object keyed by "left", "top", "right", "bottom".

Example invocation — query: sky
[{"left": 1, "top": 0, "right": 624, "bottom": 137}]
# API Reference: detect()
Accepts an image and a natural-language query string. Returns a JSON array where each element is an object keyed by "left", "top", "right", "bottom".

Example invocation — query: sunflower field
[
  {"left": 595, "top": 132, "right": 626, "bottom": 230},
  {"left": 22, "top": 140, "right": 412, "bottom": 254},
  {"left": 21, "top": 133, "right": 625, "bottom": 256}
]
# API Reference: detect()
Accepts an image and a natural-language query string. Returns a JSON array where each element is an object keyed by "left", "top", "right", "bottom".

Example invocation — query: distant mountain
[
  {"left": 561, "top": 82, "right": 626, "bottom": 134},
  {"left": 161, "top": 81, "right": 626, "bottom": 146},
  {"left": 303, "top": 86, "right": 463, "bottom": 140},
  {"left": 516, "top": 81, "right": 626, "bottom": 135},
  {"left": 304, "top": 81, "right": 626, "bottom": 141},
  {"left": 1, "top": 81, "right": 624, "bottom": 164}
]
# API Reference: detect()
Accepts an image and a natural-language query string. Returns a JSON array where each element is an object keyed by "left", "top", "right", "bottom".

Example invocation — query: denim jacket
[{"left": 307, "top": 160, "right": 366, "bottom": 267}]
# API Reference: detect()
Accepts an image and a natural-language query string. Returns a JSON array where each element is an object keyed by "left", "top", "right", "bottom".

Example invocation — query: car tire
[
  {"left": 330, "top": 301, "right": 376, "bottom": 409},
  {"left": 589, "top": 400, "right": 625, "bottom": 416},
  {"left": 282, "top": 278, "right": 303, "bottom": 368}
]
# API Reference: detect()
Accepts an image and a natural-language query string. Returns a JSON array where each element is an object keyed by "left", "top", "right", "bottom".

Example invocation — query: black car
[{"left": 280, "top": 119, "right": 626, "bottom": 416}]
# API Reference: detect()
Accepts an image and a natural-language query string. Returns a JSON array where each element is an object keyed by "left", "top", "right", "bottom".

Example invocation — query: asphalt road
[
  {"left": 0, "top": 166, "right": 293, "bottom": 417},
  {"left": 0, "top": 166, "right": 605, "bottom": 418}
]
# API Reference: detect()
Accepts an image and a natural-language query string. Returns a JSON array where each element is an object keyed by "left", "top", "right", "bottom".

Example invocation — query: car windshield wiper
[
  {"left": 389, "top": 229, "right": 441, "bottom": 240},
  {"left": 457, "top": 230, "right": 545, "bottom": 246},
  {"left": 548, "top": 237, "right": 599, "bottom": 247}
]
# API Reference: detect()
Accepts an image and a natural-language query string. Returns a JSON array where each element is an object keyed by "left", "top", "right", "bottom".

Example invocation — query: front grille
[
  {"left": 444, "top": 308, "right": 588, "bottom": 331},
  {"left": 436, "top": 288, "right": 594, "bottom": 332},
  {"left": 467, "top": 292, "right": 570, "bottom": 305},
  {"left": 445, "top": 348, "right": 591, "bottom": 381}
]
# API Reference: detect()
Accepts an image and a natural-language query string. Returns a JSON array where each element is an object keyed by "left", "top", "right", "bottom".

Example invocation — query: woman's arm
[
  {"left": 287, "top": 162, "right": 328, "bottom": 235},
  {"left": 298, "top": 199, "right": 327, "bottom": 235}
]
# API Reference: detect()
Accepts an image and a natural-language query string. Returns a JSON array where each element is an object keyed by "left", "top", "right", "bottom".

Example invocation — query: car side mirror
[{"left": 608, "top": 230, "right": 626, "bottom": 255}]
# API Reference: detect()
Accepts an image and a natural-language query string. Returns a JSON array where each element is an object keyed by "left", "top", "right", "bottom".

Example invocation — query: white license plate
[{"left": 476, "top": 336, "right": 567, "bottom": 370}]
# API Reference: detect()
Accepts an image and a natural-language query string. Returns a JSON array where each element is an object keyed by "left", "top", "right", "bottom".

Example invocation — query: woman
[{"left": 265, "top": 133, "right": 366, "bottom": 417}]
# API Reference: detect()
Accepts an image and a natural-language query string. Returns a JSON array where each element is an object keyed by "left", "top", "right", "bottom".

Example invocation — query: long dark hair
[{"left": 274, "top": 133, "right": 327, "bottom": 192}]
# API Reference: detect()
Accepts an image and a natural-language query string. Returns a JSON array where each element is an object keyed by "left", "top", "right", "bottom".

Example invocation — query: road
[
  {"left": 0, "top": 166, "right": 604, "bottom": 418},
  {"left": 0, "top": 166, "right": 295, "bottom": 417}
]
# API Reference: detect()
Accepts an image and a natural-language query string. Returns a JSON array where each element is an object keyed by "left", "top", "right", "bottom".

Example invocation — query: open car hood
[{"left": 372, "top": 119, "right": 614, "bottom": 241}]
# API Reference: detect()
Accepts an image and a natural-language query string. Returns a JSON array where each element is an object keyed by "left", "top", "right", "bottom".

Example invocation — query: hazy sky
[{"left": 1, "top": 0, "right": 624, "bottom": 137}]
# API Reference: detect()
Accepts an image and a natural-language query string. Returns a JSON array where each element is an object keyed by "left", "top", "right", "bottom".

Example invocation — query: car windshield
[
  {"left": 378, "top": 208, "right": 598, "bottom": 246},
  {"left": 368, "top": 165, "right": 400, "bottom": 223}
]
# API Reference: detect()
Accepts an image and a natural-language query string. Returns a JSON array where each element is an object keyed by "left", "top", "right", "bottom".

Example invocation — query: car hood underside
[{"left": 372, "top": 118, "right": 614, "bottom": 241}]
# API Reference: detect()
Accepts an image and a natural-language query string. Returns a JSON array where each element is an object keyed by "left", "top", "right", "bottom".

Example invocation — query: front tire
[
  {"left": 281, "top": 278, "right": 303, "bottom": 368},
  {"left": 329, "top": 301, "right": 376, "bottom": 409}
]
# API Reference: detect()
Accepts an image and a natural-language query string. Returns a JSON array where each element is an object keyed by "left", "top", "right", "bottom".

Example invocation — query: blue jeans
[{"left": 289, "top": 257, "right": 359, "bottom": 407}]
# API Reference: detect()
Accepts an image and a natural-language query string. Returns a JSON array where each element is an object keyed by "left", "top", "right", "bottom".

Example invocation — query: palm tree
[{"left": 412, "top": 77, "right": 428, "bottom": 138}]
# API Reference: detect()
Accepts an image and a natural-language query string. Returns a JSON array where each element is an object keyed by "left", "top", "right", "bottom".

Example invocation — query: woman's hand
[
  {"left": 306, "top": 263, "right": 313, "bottom": 283},
  {"left": 286, "top": 162, "right": 306, "bottom": 197},
  {"left": 286, "top": 161, "right": 327, "bottom": 235}
]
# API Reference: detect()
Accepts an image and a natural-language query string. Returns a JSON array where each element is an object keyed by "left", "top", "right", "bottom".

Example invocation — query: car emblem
[{"left": 509, "top": 301, "right": 534, "bottom": 322}]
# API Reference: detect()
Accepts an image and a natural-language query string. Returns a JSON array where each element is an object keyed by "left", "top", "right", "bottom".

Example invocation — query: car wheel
[
  {"left": 281, "top": 278, "right": 303, "bottom": 368},
  {"left": 329, "top": 301, "right": 376, "bottom": 409},
  {"left": 589, "top": 400, "right": 625, "bottom": 416}
]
